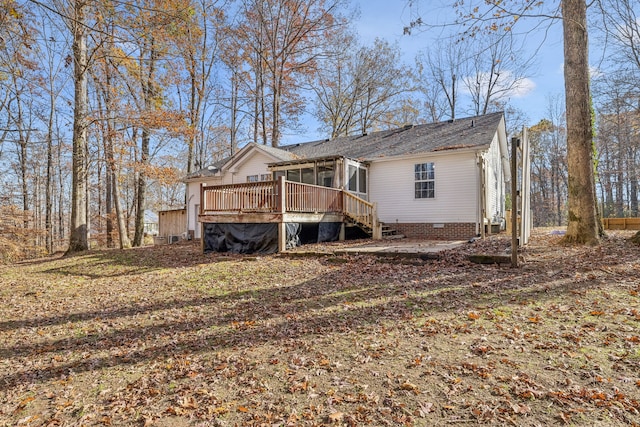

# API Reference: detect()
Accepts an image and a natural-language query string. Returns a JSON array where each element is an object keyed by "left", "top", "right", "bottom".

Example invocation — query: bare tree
[
  {"left": 313, "top": 37, "right": 413, "bottom": 137},
  {"left": 65, "top": 0, "right": 90, "bottom": 253},
  {"left": 239, "top": 0, "right": 348, "bottom": 146},
  {"left": 463, "top": 31, "right": 533, "bottom": 116},
  {"left": 90, "top": 7, "right": 131, "bottom": 249},
  {"left": 176, "top": 0, "right": 224, "bottom": 174},
  {"left": 596, "top": 0, "right": 640, "bottom": 222},
  {"left": 415, "top": 37, "right": 466, "bottom": 121},
  {"left": 562, "top": 0, "right": 599, "bottom": 244}
]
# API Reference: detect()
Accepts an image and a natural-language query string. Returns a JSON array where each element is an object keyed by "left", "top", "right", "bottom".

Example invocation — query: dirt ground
[{"left": 0, "top": 229, "right": 639, "bottom": 426}]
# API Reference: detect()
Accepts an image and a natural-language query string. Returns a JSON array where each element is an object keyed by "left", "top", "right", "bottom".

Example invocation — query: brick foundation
[{"left": 392, "top": 222, "right": 477, "bottom": 240}]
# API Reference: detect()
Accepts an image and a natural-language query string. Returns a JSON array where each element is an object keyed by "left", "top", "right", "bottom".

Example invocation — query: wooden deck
[{"left": 199, "top": 177, "right": 381, "bottom": 243}]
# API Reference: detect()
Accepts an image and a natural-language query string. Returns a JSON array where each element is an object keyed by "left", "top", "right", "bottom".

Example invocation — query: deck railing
[
  {"left": 201, "top": 181, "right": 277, "bottom": 213},
  {"left": 285, "top": 181, "right": 343, "bottom": 213},
  {"left": 200, "top": 177, "right": 380, "bottom": 238},
  {"left": 343, "top": 191, "right": 377, "bottom": 232}
]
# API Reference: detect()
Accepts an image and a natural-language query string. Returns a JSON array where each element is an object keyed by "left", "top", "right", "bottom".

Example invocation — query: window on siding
[
  {"left": 247, "top": 174, "right": 271, "bottom": 182},
  {"left": 414, "top": 162, "right": 435, "bottom": 199}
]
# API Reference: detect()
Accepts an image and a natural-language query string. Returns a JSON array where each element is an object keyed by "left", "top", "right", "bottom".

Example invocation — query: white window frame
[
  {"left": 247, "top": 174, "right": 271, "bottom": 183},
  {"left": 414, "top": 162, "right": 435, "bottom": 199}
]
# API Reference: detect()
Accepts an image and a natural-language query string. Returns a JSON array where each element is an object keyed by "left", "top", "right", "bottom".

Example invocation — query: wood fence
[
  {"left": 158, "top": 209, "right": 187, "bottom": 240},
  {"left": 601, "top": 217, "right": 640, "bottom": 230}
]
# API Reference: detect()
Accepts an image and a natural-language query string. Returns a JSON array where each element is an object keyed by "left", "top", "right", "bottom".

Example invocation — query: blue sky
[{"left": 352, "top": 0, "right": 567, "bottom": 127}]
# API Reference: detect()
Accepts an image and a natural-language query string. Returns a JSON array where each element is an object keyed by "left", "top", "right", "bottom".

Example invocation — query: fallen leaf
[{"left": 328, "top": 411, "right": 344, "bottom": 422}]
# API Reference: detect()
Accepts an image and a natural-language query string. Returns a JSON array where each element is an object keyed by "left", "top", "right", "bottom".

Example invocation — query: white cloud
[
  {"left": 459, "top": 70, "right": 536, "bottom": 99},
  {"left": 510, "top": 77, "right": 536, "bottom": 98}
]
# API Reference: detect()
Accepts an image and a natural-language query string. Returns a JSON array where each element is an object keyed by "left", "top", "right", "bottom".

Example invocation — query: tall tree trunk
[
  {"left": 133, "top": 128, "right": 149, "bottom": 246},
  {"left": 187, "top": 70, "right": 196, "bottom": 174},
  {"left": 630, "top": 163, "right": 638, "bottom": 216},
  {"left": 105, "top": 156, "right": 113, "bottom": 247},
  {"left": 271, "top": 76, "right": 281, "bottom": 147},
  {"left": 615, "top": 148, "right": 624, "bottom": 216},
  {"left": 67, "top": 0, "right": 89, "bottom": 253},
  {"left": 562, "top": 0, "right": 599, "bottom": 245},
  {"left": 133, "top": 38, "right": 156, "bottom": 247},
  {"left": 45, "top": 86, "right": 54, "bottom": 253},
  {"left": 19, "top": 134, "right": 28, "bottom": 229},
  {"left": 230, "top": 71, "right": 238, "bottom": 155}
]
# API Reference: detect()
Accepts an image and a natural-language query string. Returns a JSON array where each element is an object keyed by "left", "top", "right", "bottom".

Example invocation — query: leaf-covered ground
[{"left": 1, "top": 230, "right": 639, "bottom": 426}]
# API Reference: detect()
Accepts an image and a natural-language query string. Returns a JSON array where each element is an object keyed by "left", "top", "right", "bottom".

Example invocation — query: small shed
[{"left": 156, "top": 208, "right": 187, "bottom": 244}]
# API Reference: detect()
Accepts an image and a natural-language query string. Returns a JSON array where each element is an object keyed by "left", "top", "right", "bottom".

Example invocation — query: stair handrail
[{"left": 342, "top": 191, "right": 382, "bottom": 239}]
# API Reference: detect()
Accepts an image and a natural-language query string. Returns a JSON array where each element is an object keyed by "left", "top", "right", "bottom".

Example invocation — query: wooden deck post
[
  {"left": 200, "top": 183, "right": 204, "bottom": 213},
  {"left": 278, "top": 222, "right": 287, "bottom": 252},
  {"left": 276, "top": 176, "right": 286, "bottom": 213},
  {"left": 511, "top": 137, "right": 519, "bottom": 268},
  {"left": 371, "top": 202, "right": 382, "bottom": 239},
  {"left": 277, "top": 176, "right": 287, "bottom": 252}
]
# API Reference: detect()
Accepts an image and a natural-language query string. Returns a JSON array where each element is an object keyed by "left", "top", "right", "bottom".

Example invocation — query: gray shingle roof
[
  {"left": 183, "top": 157, "right": 229, "bottom": 180},
  {"left": 255, "top": 143, "right": 300, "bottom": 162},
  {"left": 280, "top": 112, "right": 504, "bottom": 161},
  {"left": 184, "top": 113, "right": 505, "bottom": 180},
  {"left": 184, "top": 143, "right": 299, "bottom": 180}
]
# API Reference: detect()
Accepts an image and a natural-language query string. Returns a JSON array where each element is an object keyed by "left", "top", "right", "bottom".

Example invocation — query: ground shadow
[{"left": 3, "top": 240, "right": 638, "bottom": 391}]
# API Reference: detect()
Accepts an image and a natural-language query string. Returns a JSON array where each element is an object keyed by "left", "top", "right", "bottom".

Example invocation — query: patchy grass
[{"left": 1, "top": 231, "right": 640, "bottom": 426}]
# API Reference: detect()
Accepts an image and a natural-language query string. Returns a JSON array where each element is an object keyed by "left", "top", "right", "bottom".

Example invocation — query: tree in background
[
  {"left": 115, "top": 0, "right": 187, "bottom": 246},
  {"left": 239, "top": 0, "right": 348, "bottom": 146},
  {"left": 562, "top": 0, "right": 599, "bottom": 244},
  {"left": 312, "top": 36, "right": 413, "bottom": 137},
  {"left": 463, "top": 31, "right": 533, "bottom": 117},
  {"left": 175, "top": 0, "right": 224, "bottom": 174},
  {"left": 596, "top": 0, "right": 640, "bottom": 241},
  {"left": 415, "top": 37, "right": 466, "bottom": 121},
  {"left": 64, "top": 0, "right": 91, "bottom": 253},
  {"left": 593, "top": 79, "right": 639, "bottom": 217},
  {"left": 90, "top": 2, "right": 131, "bottom": 249},
  {"left": 528, "top": 96, "right": 568, "bottom": 226}
]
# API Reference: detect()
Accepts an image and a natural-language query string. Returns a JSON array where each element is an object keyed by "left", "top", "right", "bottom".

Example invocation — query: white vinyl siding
[
  {"left": 484, "top": 134, "right": 506, "bottom": 221},
  {"left": 369, "top": 152, "right": 479, "bottom": 223},
  {"left": 187, "top": 176, "right": 222, "bottom": 239},
  {"left": 224, "top": 152, "right": 274, "bottom": 185}
]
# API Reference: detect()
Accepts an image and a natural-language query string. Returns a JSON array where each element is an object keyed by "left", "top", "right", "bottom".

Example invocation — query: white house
[{"left": 184, "top": 112, "right": 511, "bottom": 253}]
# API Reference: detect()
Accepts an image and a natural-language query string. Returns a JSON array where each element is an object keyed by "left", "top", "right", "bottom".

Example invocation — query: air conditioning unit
[{"left": 168, "top": 235, "right": 180, "bottom": 244}]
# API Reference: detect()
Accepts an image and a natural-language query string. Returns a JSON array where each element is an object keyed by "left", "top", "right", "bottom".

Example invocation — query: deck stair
[
  {"left": 342, "top": 192, "right": 382, "bottom": 239},
  {"left": 381, "top": 223, "right": 404, "bottom": 239}
]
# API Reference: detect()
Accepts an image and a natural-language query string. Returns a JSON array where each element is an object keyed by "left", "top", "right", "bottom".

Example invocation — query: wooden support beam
[
  {"left": 278, "top": 222, "right": 287, "bottom": 252},
  {"left": 511, "top": 137, "right": 519, "bottom": 268}
]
